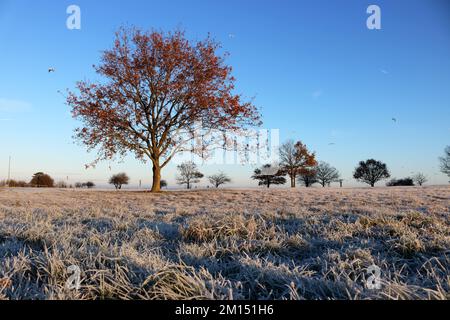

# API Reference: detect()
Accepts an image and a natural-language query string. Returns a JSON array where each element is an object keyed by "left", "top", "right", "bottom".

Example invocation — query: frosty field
[{"left": 0, "top": 186, "right": 449, "bottom": 300}]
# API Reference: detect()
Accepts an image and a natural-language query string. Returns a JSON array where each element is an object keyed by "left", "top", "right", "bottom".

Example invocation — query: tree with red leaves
[
  {"left": 68, "top": 28, "right": 260, "bottom": 192},
  {"left": 279, "top": 140, "right": 317, "bottom": 188}
]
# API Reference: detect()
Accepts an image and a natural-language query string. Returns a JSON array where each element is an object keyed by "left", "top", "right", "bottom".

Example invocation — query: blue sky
[{"left": 0, "top": 0, "right": 449, "bottom": 188}]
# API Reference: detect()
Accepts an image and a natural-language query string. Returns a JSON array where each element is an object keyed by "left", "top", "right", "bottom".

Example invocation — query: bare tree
[
  {"left": 208, "top": 172, "right": 231, "bottom": 188},
  {"left": 413, "top": 173, "right": 427, "bottom": 186},
  {"left": 176, "top": 161, "right": 204, "bottom": 189},
  {"left": 252, "top": 164, "right": 286, "bottom": 188},
  {"left": 109, "top": 173, "right": 130, "bottom": 190},
  {"left": 440, "top": 146, "right": 450, "bottom": 180},
  {"left": 279, "top": 140, "right": 317, "bottom": 188},
  {"left": 353, "top": 159, "right": 390, "bottom": 187},
  {"left": 315, "top": 161, "right": 340, "bottom": 187}
]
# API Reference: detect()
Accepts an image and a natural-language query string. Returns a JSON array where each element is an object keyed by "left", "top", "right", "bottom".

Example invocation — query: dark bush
[{"left": 386, "top": 178, "right": 414, "bottom": 187}]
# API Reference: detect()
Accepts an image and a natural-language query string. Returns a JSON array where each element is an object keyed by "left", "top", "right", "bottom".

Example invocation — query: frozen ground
[{"left": 0, "top": 186, "right": 449, "bottom": 300}]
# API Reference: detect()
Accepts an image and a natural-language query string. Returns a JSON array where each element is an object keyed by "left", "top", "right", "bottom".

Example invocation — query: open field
[{"left": 0, "top": 186, "right": 449, "bottom": 300}]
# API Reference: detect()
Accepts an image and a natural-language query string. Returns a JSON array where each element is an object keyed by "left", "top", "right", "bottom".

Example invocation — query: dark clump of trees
[
  {"left": 252, "top": 164, "right": 286, "bottom": 188},
  {"left": 160, "top": 180, "right": 168, "bottom": 189},
  {"left": 386, "top": 178, "right": 415, "bottom": 187},
  {"left": 297, "top": 168, "right": 318, "bottom": 187},
  {"left": 30, "top": 172, "right": 54, "bottom": 188},
  {"left": 353, "top": 159, "right": 390, "bottom": 187},
  {"left": 86, "top": 182, "right": 95, "bottom": 189},
  {"left": 176, "top": 161, "right": 204, "bottom": 190},
  {"left": 75, "top": 181, "right": 95, "bottom": 189},
  {"left": 0, "top": 180, "right": 28, "bottom": 188},
  {"left": 109, "top": 173, "right": 129, "bottom": 190}
]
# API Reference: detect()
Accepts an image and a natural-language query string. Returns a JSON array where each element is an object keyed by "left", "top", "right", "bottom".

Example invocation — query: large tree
[
  {"left": 68, "top": 28, "right": 260, "bottom": 192},
  {"left": 279, "top": 140, "right": 317, "bottom": 188},
  {"left": 439, "top": 146, "right": 450, "bottom": 180},
  {"left": 176, "top": 161, "right": 204, "bottom": 189},
  {"left": 315, "top": 161, "right": 340, "bottom": 187},
  {"left": 252, "top": 164, "right": 286, "bottom": 188},
  {"left": 353, "top": 159, "right": 390, "bottom": 187}
]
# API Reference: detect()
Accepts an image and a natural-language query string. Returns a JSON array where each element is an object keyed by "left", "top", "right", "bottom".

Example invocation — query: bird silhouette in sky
[
  {"left": 392, "top": 118, "right": 397, "bottom": 123},
  {"left": 48, "top": 67, "right": 55, "bottom": 73}
]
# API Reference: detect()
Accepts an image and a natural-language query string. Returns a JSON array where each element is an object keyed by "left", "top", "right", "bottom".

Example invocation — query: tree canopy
[
  {"left": 279, "top": 140, "right": 317, "bottom": 188},
  {"left": 353, "top": 159, "right": 390, "bottom": 187},
  {"left": 440, "top": 146, "right": 450, "bottom": 180},
  {"left": 30, "top": 172, "right": 54, "bottom": 188},
  {"left": 252, "top": 164, "right": 286, "bottom": 188},
  {"left": 176, "top": 161, "right": 204, "bottom": 189},
  {"left": 68, "top": 28, "right": 260, "bottom": 192},
  {"left": 109, "top": 173, "right": 130, "bottom": 190},
  {"left": 315, "top": 161, "right": 340, "bottom": 187},
  {"left": 208, "top": 172, "right": 231, "bottom": 188}
]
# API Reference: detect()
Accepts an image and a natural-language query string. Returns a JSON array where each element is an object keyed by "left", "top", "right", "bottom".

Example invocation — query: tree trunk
[
  {"left": 290, "top": 176, "right": 295, "bottom": 188},
  {"left": 151, "top": 162, "right": 161, "bottom": 192}
]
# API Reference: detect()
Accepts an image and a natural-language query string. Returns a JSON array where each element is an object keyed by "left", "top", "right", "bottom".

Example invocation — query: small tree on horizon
[
  {"left": 413, "top": 173, "right": 427, "bottom": 186},
  {"left": 86, "top": 181, "right": 95, "bottom": 189},
  {"left": 386, "top": 177, "right": 415, "bottom": 187},
  {"left": 252, "top": 164, "right": 286, "bottom": 188},
  {"left": 208, "top": 172, "right": 231, "bottom": 188},
  {"left": 279, "top": 140, "right": 317, "bottom": 188},
  {"left": 160, "top": 180, "right": 168, "bottom": 189},
  {"left": 315, "top": 161, "right": 340, "bottom": 187},
  {"left": 439, "top": 146, "right": 450, "bottom": 181},
  {"left": 176, "top": 161, "right": 204, "bottom": 190},
  {"left": 30, "top": 172, "right": 54, "bottom": 188},
  {"left": 109, "top": 173, "right": 130, "bottom": 190},
  {"left": 353, "top": 159, "right": 390, "bottom": 187}
]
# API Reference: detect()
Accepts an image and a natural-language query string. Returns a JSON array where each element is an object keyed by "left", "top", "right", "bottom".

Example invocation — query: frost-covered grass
[{"left": 0, "top": 186, "right": 449, "bottom": 300}]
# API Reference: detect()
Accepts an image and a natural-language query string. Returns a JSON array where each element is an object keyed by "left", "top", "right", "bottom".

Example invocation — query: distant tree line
[{"left": 2, "top": 145, "right": 448, "bottom": 190}]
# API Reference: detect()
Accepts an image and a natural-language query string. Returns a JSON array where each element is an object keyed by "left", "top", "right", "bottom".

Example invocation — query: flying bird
[
  {"left": 392, "top": 118, "right": 397, "bottom": 123},
  {"left": 48, "top": 68, "right": 55, "bottom": 73}
]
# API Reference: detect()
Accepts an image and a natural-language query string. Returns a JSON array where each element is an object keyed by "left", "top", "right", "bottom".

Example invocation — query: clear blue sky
[{"left": 0, "top": 0, "right": 449, "bottom": 188}]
